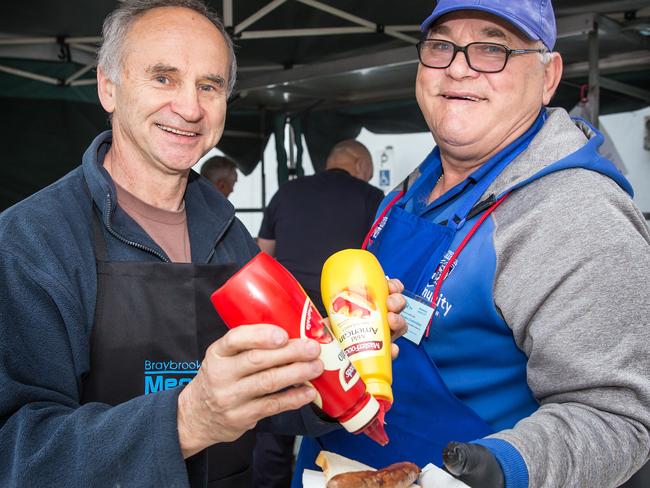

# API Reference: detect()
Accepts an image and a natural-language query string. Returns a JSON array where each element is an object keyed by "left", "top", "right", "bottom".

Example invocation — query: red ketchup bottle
[{"left": 211, "top": 252, "right": 388, "bottom": 445}]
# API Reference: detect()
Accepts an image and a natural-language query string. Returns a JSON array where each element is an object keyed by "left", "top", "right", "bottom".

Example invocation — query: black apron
[{"left": 81, "top": 210, "right": 256, "bottom": 488}]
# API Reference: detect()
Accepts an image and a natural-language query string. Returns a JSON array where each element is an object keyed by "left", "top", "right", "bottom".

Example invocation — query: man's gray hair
[
  {"left": 98, "top": 0, "right": 237, "bottom": 97},
  {"left": 536, "top": 41, "right": 553, "bottom": 65}
]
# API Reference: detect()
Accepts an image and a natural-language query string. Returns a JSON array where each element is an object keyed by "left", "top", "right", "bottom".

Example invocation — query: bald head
[
  {"left": 325, "top": 140, "right": 374, "bottom": 182},
  {"left": 201, "top": 155, "right": 238, "bottom": 197}
]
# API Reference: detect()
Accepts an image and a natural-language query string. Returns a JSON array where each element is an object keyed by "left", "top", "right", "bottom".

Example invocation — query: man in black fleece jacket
[{"left": 0, "top": 1, "right": 406, "bottom": 487}]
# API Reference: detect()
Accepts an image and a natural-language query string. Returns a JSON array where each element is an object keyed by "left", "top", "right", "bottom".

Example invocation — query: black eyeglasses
[{"left": 416, "top": 39, "right": 547, "bottom": 73}]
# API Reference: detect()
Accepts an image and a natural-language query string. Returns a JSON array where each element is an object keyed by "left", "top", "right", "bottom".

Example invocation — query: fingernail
[
  {"left": 305, "top": 340, "right": 320, "bottom": 355},
  {"left": 303, "top": 387, "right": 317, "bottom": 402},
  {"left": 311, "top": 360, "right": 323, "bottom": 375},
  {"left": 272, "top": 330, "right": 287, "bottom": 345}
]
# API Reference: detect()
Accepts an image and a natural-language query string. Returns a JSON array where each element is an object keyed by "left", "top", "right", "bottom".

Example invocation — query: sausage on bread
[{"left": 326, "top": 461, "right": 420, "bottom": 488}]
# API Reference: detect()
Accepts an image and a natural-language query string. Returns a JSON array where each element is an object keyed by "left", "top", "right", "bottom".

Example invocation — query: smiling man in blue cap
[{"left": 294, "top": 1, "right": 650, "bottom": 487}]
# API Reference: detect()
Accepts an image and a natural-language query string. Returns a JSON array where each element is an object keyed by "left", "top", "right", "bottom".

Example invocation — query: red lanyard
[
  {"left": 423, "top": 193, "right": 509, "bottom": 337},
  {"left": 361, "top": 191, "right": 404, "bottom": 250},
  {"left": 361, "top": 190, "right": 510, "bottom": 338}
]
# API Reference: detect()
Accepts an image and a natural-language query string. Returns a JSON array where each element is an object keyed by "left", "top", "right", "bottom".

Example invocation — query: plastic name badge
[{"left": 401, "top": 290, "right": 434, "bottom": 346}]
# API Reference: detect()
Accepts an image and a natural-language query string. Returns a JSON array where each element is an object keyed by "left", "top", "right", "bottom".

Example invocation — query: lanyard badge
[{"left": 401, "top": 290, "right": 435, "bottom": 346}]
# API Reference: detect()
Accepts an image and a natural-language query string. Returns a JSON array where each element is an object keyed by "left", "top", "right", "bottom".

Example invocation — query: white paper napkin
[{"left": 419, "top": 463, "right": 470, "bottom": 488}]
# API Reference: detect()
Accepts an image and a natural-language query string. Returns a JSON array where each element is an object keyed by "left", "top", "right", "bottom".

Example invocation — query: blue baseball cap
[{"left": 420, "top": 0, "right": 557, "bottom": 51}]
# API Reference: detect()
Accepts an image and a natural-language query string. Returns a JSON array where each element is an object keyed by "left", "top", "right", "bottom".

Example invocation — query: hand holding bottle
[
  {"left": 322, "top": 250, "right": 406, "bottom": 413},
  {"left": 176, "top": 324, "right": 323, "bottom": 459},
  {"left": 210, "top": 253, "right": 390, "bottom": 445},
  {"left": 385, "top": 277, "right": 407, "bottom": 358}
]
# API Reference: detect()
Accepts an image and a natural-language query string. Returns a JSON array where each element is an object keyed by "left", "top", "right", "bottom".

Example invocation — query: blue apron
[{"left": 292, "top": 122, "right": 542, "bottom": 486}]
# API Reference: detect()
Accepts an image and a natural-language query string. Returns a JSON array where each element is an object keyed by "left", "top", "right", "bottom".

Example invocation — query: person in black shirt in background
[
  {"left": 254, "top": 139, "right": 385, "bottom": 487},
  {"left": 258, "top": 139, "right": 384, "bottom": 314}
]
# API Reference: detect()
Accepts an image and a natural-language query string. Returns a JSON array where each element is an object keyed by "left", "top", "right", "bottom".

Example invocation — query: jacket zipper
[
  {"left": 205, "top": 214, "right": 235, "bottom": 263},
  {"left": 103, "top": 193, "right": 170, "bottom": 263}
]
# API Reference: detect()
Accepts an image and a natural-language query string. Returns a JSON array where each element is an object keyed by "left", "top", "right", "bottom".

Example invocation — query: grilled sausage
[{"left": 326, "top": 461, "right": 420, "bottom": 488}]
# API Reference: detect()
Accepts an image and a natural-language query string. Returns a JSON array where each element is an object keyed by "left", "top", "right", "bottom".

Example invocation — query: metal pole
[
  {"left": 240, "top": 26, "right": 371, "bottom": 39},
  {"left": 69, "top": 43, "right": 99, "bottom": 55},
  {"left": 288, "top": 118, "right": 295, "bottom": 179},
  {"left": 222, "top": 0, "right": 233, "bottom": 28},
  {"left": 66, "top": 36, "right": 102, "bottom": 44},
  {"left": 599, "top": 76, "right": 650, "bottom": 104},
  {"left": 64, "top": 63, "right": 95, "bottom": 85},
  {"left": 69, "top": 78, "right": 98, "bottom": 87},
  {"left": 588, "top": 20, "right": 600, "bottom": 129},
  {"left": 0, "top": 37, "right": 57, "bottom": 45},
  {"left": 296, "top": 0, "right": 419, "bottom": 44},
  {"left": 0, "top": 64, "right": 59, "bottom": 84},
  {"left": 260, "top": 109, "right": 267, "bottom": 210},
  {"left": 235, "top": 0, "right": 287, "bottom": 35}
]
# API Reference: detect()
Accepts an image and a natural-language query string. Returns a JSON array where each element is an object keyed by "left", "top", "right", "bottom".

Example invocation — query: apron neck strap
[{"left": 83, "top": 179, "right": 108, "bottom": 262}]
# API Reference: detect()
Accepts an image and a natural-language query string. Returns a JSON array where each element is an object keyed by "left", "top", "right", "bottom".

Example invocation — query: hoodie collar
[
  {"left": 486, "top": 108, "right": 633, "bottom": 199},
  {"left": 82, "top": 130, "right": 236, "bottom": 263}
]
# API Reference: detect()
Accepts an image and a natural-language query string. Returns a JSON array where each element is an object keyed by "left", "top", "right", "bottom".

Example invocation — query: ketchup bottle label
[
  {"left": 329, "top": 288, "right": 384, "bottom": 360},
  {"left": 300, "top": 299, "right": 360, "bottom": 392}
]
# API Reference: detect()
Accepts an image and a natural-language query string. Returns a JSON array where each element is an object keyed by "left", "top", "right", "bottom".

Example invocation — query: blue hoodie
[
  {"left": 373, "top": 109, "right": 649, "bottom": 487},
  {"left": 293, "top": 108, "right": 650, "bottom": 488}
]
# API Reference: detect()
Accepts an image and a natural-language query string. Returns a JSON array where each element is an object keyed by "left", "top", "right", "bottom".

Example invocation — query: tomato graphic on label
[{"left": 302, "top": 300, "right": 333, "bottom": 344}]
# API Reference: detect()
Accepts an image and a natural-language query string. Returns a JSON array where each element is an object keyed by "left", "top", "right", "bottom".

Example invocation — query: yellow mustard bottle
[{"left": 321, "top": 249, "right": 393, "bottom": 414}]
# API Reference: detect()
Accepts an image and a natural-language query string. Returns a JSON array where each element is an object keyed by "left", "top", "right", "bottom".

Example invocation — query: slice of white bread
[
  {"left": 315, "top": 451, "right": 421, "bottom": 487},
  {"left": 316, "top": 450, "right": 375, "bottom": 481}
]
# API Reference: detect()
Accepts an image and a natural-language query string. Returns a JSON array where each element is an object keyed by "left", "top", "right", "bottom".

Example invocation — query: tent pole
[
  {"left": 241, "top": 27, "right": 372, "bottom": 39},
  {"left": 235, "top": 0, "right": 287, "bottom": 35},
  {"left": 69, "top": 79, "right": 98, "bottom": 87},
  {"left": 599, "top": 77, "right": 650, "bottom": 104},
  {"left": 588, "top": 19, "right": 600, "bottom": 129},
  {"left": 237, "top": 25, "right": 421, "bottom": 40},
  {"left": 65, "top": 63, "right": 95, "bottom": 85},
  {"left": 260, "top": 109, "right": 267, "bottom": 211},
  {"left": 66, "top": 37, "right": 102, "bottom": 44},
  {"left": 69, "top": 43, "right": 99, "bottom": 55},
  {"left": 288, "top": 119, "right": 295, "bottom": 179},
  {"left": 295, "top": 0, "right": 419, "bottom": 44},
  {"left": 223, "top": 0, "right": 233, "bottom": 28},
  {"left": 0, "top": 37, "right": 56, "bottom": 45},
  {"left": 0, "top": 64, "right": 59, "bottom": 84}
]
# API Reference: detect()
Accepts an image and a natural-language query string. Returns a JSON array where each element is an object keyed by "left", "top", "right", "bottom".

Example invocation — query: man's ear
[
  {"left": 542, "top": 52, "right": 563, "bottom": 106},
  {"left": 97, "top": 66, "right": 117, "bottom": 114},
  {"left": 353, "top": 158, "right": 364, "bottom": 180}
]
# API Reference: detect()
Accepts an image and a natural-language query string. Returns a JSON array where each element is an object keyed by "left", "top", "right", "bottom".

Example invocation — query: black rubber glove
[{"left": 442, "top": 441, "right": 505, "bottom": 488}]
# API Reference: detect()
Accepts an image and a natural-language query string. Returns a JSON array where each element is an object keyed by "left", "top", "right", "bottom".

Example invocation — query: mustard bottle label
[{"left": 328, "top": 288, "right": 385, "bottom": 360}]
